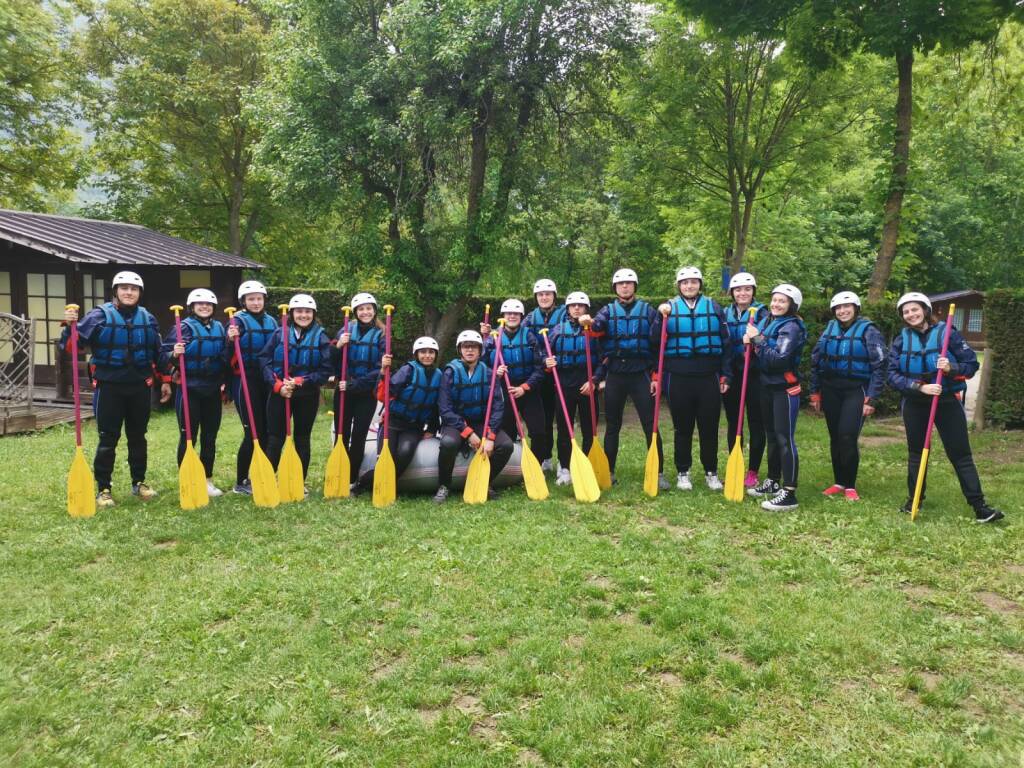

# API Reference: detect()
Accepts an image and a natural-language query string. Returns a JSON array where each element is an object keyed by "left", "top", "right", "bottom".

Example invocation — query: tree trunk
[
  {"left": 423, "top": 296, "right": 474, "bottom": 352},
  {"left": 869, "top": 51, "right": 913, "bottom": 301},
  {"left": 465, "top": 92, "right": 492, "bottom": 264},
  {"left": 734, "top": 193, "right": 755, "bottom": 275}
]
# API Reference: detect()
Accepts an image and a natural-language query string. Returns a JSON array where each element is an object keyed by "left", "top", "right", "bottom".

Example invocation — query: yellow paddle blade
[
  {"left": 67, "top": 446, "right": 96, "bottom": 518},
  {"left": 278, "top": 437, "right": 305, "bottom": 503},
  {"left": 373, "top": 438, "right": 397, "bottom": 508},
  {"left": 910, "top": 446, "right": 930, "bottom": 521},
  {"left": 569, "top": 440, "right": 601, "bottom": 503},
  {"left": 643, "top": 437, "right": 660, "bottom": 498},
  {"left": 463, "top": 451, "right": 490, "bottom": 504},
  {"left": 519, "top": 440, "right": 549, "bottom": 500},
  {"left": 723, "top": 437, "right": 746, "bottom": 502},
  {"left": 249, "top": 440, "right": 280, "bottom": 508},
  {"left": 323, "top": 439, "right": 351, "bottom": 499},
  {"left": 587, "top": 441, "right": 612, "bottom": 490},
  {"left": 179, "top": 444, "right": 210, "bottom": 510}
]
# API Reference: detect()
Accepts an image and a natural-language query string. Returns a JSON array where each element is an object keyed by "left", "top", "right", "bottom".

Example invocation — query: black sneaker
[
  {"left": 761, "top": 487, "right": 798, "bottom": 511},
  {"left": 232, "top": 481, "right": 252, "bottom": 495},
  {"left": 974, "top": 504, "right": 1005, "bottom": 524},
  {"left": 487, "top": 487, "right": 500, "bottom": 501},
  {"left": 433, "top": 485, "right": 449, "bottom": 504},
  {"left": 900, "top": 498, "right": 924, "bottom": 515},
  {"left": 748, "top": 478, "right": 780, "bottom": 498}
]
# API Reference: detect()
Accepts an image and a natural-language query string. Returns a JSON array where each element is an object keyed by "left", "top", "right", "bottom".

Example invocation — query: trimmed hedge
[{"left": 983, "top": 290, "right": 1024, "bottom": 428}]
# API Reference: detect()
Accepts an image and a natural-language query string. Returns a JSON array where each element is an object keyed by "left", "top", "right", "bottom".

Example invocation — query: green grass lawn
[{"left": 2, "top": 408, "right": 1023, "bottom": 766}]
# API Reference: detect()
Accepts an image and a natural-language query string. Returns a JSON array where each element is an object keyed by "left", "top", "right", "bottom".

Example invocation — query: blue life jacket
[
  {"left": 759, "top": 315, "right": 806, "bottom": 368},
  {"left": 605, "top": 300, "right": 652, "bottom": 359},
  {"left": 390, "top": 361, "right": 442, "bottom": 424},
  {"left": 665, "top": 295, "right": 723, "bottom": 358},
  {"left": 272, "top": 323, "right": 325, "bottom": 379},
  {"left": 182, "top": 316, "right": 226, "bottom": 379},
  {"left": 235, "top": 310, "right": 277, "bottom": 368},
  {"left": 90, "top": 302, "right": 158, "bottom": 370},
  {"left": 497, "top": 326, "right": 537, "bottom": 384},
  {"left": 820, "top": 318, "right": 873, "bottom": 381},
  {"left": 552, "top": 320, "right": 588, "bottom": 368},
  {"left": 345, "top": 321, "right": 383, "bottom": 378},
  {"left": 447, "top": 359, "right": 490, "bottom": 422},
  {"left": 897, "top": 325, "right": 966, "bottom": 394},
  {"left": 526, "top": 304, "right": 567, "bottom": 334},
  {"left": 726, "top": 302, "right": 765, "bottom": 359}
]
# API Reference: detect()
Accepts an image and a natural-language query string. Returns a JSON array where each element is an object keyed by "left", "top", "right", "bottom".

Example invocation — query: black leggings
[
  {"left": 437, "top": 424, "right": 514, "bottom": 488},
  {"left": 533, "top": 377, "right": 558, "bottom": 463},
  {"left": 666, "top": 372, "right": 721, "bottom": 475},
  {"left": 266, "top": 393, "right": 319, "bottom": 479},
  {"left": 92, "top": 380, "right": 152, "bottom": 489},
  {"left": 357, "top": 419, "right": 424, "bottom": 490},
  {"left": 175, "top": 384, "right": 222, "bottom": 477},
  {"left": 501, "top": 387, "right": 546, "bottom": 447},
  {"left": 231, "top": 372, "right": 268, "bottom": 485},
  {"left": 603, "top": 370, "right": 663, "bottom": 473},
  {"left": 902, "top": 394, "right": 985, "bottom": 508},
  {"left": 822, "top": 380, "right": 866, "bottom": 488},
  {"left": 761, "top": 386, "right": 800, "bottom": 488},
  {"left": 554, "top": 383, "right": 597, "bottom": 470},
  {"left": 336, "top": 389, "right": 377, "bottom": 484},
  {"left": 722, "top": 365, "right": 765, "bottom": 472}
]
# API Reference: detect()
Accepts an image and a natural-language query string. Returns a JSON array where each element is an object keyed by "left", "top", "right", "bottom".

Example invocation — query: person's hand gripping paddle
[
  {"left": 724, "top": 308, "right": 757, "bottom": 502},
  {"left": 463, "top": 336, "right": 502, "bottom": 505},
  {"left": 324, "top": 305, "right": 352, "bottom": 499},
  {"left": 277, "top": 304, "right": 305, "bottom": 502},
  {"left": 372, "top": 305, "right": 397, "bottom": 508},
  {"left": 582, "top": 323, "right": 612, "bottom": 490},
  {"left": 170, "top": 304, "right": 210, "bottom": 510},
  {"left": 495, "top": 321, "right": 548, "bottom": 500},
  {"left": 226, "top": 307, "right": 279, "bottom": 508},
  {"left": 644, "top": 313, "right": 669, "bottom": 498},
  {"left": 65, "top": 304, "right": 95, "bottom": 518}
]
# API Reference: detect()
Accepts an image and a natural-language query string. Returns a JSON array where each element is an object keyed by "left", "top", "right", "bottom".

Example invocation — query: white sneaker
[
  {"left": 676, "top": 472, "right": 693, "bottom": 491},
  {"left": 206, "top": 479, "right": 223, "bottom": 497},
  {"left": 556, "top": 468, "right": 572, "bottom": 486},
  {"left": 705, "top": 472, "right": 723, "bottom": 491},
  {"left": 541, "top": 459, "right": 553, "bottom": 473}
]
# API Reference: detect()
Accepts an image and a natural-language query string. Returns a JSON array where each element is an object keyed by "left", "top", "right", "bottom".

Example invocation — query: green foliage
[{"left": 983, "top": 290, "right": 1024, "bottom": 427}]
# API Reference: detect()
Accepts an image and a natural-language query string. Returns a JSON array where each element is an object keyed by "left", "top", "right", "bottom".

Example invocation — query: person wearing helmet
[
  {"left": 159, "top": 288, "right": 231, "bottom": 497},
  {"left": 544, "top": 291, "right": 605, "bottom": 485},
  {"left": 887, "top": 293, "right": 1003, "bottom": 522},
  {"left": 332, "top": 292, "right": 387, "bottom": 490},
  {"left": 743, "top": 283, "right": 807, "bottom": 511},
  {"left": 435, "top": 330, "right": 512, "bottom": 503},
  {"left": 654, "top": 267, "right": 731, "bottom": 492},
  {"left": 225, "top": 280, "right": 278, "bottom": 494},
  {"left": 484, "top": 299, "right": 546, "bottom": 455},
  {"left": 809, "top": 291, "right": 887, "bottom": 502},
  {"left": 578, "top": 268, "right": 666, "bottom": 488},
  {"left": 61, "top": 270, "right": 168, "bottom": 507},
  {"left": 259, "top": 294, "right": 332, "bottom": 486},
  {"left": 522, "top": 278, "right": 567, "bottom": 472},
  {"left": 722, "top": 271, "right": 769, "bottom": 489},
  {"left": 356, "top": 336, "right": 443, "bottom": 494}
]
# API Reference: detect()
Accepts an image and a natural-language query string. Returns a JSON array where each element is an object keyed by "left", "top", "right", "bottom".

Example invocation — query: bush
[{"left": 983, "top": 289, "right": 1024, "bottom": 428}]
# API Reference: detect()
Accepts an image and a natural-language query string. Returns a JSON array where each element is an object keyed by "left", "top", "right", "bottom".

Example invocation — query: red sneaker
[
  {"left": 822, "top": 484, "right": 845, "bottom": 497},
  {"left": 844, "top": 488, "right": 860, "bottom": 501},
  {"left": 744, "top": 470, "right": 758, "bottom": 488}
]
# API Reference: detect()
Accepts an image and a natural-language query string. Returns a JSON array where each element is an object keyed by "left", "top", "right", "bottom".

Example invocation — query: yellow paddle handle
[
  {"left": 383, "top": 304, "right": 394, "bottom": 315},
  {"left": 66, "top": 303, "right": 79, "bottom": 312},
  {"left": 498, "top": 318, "right": 506, "bottom": 328},
  {"left": 278, "top": 303, "right": 289, "bottom": 314},
  {"left": 485, "top": 303, "right": 490, "bottom": 315},
  {"left": 538, "top": 327, "right": 549, "bottom": 336},
  {"left": 342, "top": 305, "right": 351, "bottom": 321},
  {"left": 170, "top": 304, "right": 183, "bottom": 317},
  {"left": 225, "top": 306, "right": 236, "bottom": 318},
  {"left": 749, "top": 307, "right": 757, "bottom": 319}
]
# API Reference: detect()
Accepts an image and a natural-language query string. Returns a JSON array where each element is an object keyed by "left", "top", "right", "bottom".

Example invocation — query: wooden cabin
[{"left": 928, "top": 290, "right": 986, "bottom": 348}]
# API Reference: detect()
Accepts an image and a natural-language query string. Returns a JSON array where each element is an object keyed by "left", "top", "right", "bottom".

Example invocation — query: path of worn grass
[{"left": 2, "top": 409, "right": 1022, "bottom": 766}]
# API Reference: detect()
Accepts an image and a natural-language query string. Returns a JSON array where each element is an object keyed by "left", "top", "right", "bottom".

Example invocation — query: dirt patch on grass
[
  {"left": 153, "top": 538, "right": 177, "bottom": 549},
  {"left": 901, "top": 584, "right": 938, "bottom": 601},
  {"left": 656, "top": 671, "right": 683, "bottom": 689},
  {"left": 416, "top": 707, "right": 442, "bottom": 726},
  {"left": 639, "top": 516, "right": 695, "bottom": 539},
  {"left": 460, "top": 654, "right": 485, "bottom": 669},
  {"left": 614, "top": 611, "right": 639, "bottom": 626},
  {"left": 564, "top": 635, "right": 585, "bottom": 650},
  {"left": 975, "top": 591, "right": 1021, "bottom": 615},
  {"left": 586, "top": 575, "right": 614, "bottom": 590},
  {"left": 1004, "top": 564, "right": 1024, "bottom": 576},
  {"left": 721, "top": 651, "right": 754, "bottom": 668},
  {"left": 861, "top": 435, "right": 903, "bottom": 447},
  {"left": 453, "top": 693, "right": 484, "bottom": 715},
  {"left": 517, "top": 747, "right": 545, "bottom": 766},
  {"left": 78, "top": 553, "right": 107, "bottom": 571},
  {"left": 471, "top": 716, "right": 500, "bottom": 741},
  {"left": 1003, "top": 652, "right": 1024, "bottom": 670},
  {"left": 371, "top": 653, "right": 407, "bottom": 681}
]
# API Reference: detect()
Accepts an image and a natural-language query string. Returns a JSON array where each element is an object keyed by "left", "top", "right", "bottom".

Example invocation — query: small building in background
[{"left": 928, "top": 289, "right": 986, "bottom": 348}]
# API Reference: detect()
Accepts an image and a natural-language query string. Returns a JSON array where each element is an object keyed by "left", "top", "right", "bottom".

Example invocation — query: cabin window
[
  {"left": 81, "top": 272, "right": 106, "bottom": 309},
  {"left": 953, "top": 307, "right": 965, "bottom": 330},
  {"left": 180, "top": 269, "right": 211, "bottom": 289},
  {"left": 968, "top": 308, "right": 983, "bottom": 334},
  {"left": 26, "top": 272, "right": 68, "bottom": 366},
  {"left": 0, "top": 271, "right": 11, "bottom": 363}
]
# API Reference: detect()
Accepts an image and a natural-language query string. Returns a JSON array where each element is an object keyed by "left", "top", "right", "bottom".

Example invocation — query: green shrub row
[{"left": 982, "top": 290, "right": 1024, "bottom": 427}]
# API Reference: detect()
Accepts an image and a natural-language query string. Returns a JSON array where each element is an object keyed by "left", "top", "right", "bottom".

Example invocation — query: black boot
[{"left": 974, "top": 503, "right": 1005, "bottom": 524}]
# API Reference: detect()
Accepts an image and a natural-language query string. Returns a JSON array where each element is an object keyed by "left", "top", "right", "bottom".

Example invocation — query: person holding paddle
[
  {"left": 578, "top": 268, "right": 667, "bottom": 489},
  {"left": 887, "top": 293, "right": 1004, "bottom": 523},
  {"left": 61, "top": 271, "right": 169, "bottom": 508},
  {"left": 522, "top": 278, "right": 567, "bottom": 473},
  {"left": 259, "top": 294, "right": 332, "bottom": 484},
  {"left": 225, "top": 280, "right": 277, "bottom": 496},
  {"left": 809, "top": 291, "right": 887, "bottom": 502},
  {"left": 722, "top": 272, "right": 769, "bottom": 490},
  {"left": 744, "top": 284, "right": 807, "bottom": 511},
  {"left": 653, "top": 267, "right": 731, "bottom": 492},
  {"left": 435, "top": 330, "right": 512, "bottom": 504},
  {"left": 160, "top": 289, "right": 231, "bottom": 497},
  {"left": 544, "top": 292, "right": 604, "bottom": 486}
]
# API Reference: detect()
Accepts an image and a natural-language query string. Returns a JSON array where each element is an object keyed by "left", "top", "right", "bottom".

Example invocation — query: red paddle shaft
[
  {"left": 651, "top": 314, "right": 669, "bottom": 436},
  {"left": 173, "top": 311, "right": 194, "bottom": 442},
  {"left": 228, "top": 313, "right": 259, "bottom": 442},
  {"left": 336, "top": 308, "right": 350, "bottom": 441},
  {"left": 280, "top": 308, "right": 292, "bottom": 437},
  {"left": 922, "top": 311, "right": 957, "bottom": 452},
  {"left": 494, "top": 333, "right": 526, "bottom": 440},
  {"left": 583, "top": 327, "right": 599, "bottom": 436},
  {"left": 540, "top": 330, "right": 577, "bottom": 441},
  {"left": 382, "top": 308, "right": 393, "bottom": 435},
  {"left": 69, "top": 312, "right": 83, "bottom": 447}
]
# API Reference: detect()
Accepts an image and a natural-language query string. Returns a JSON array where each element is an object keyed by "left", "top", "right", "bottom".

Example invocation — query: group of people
[{"left": 60, "top": 267, "right": 1005, "bottom": 522}]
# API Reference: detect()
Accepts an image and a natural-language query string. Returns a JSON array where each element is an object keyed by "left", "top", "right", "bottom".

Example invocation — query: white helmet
[
  {"left": 413, "top": 336, "right": 440, "bottom": 353},
  {"left": 771, "top": 283, "right": 803, "bottom": 310},
  {"left": 456, "top": 330, "right": 484, "bottom": 348},
  {"left": 676, "top": 266, "right": 703, "bottom": 283},
  {"left": 612, "top": 268, "right": 639, "bottom": 286},
  {"left": 501, "top": 298, "right": 525, "bottom": 315},
  {"left": 565, "top": 291, "right": 590, "bottom": 307},
  {"left": 351, "top": 292, "right": 377, "bottom": 309},
  {"left": 112, "top": 270, "right": 144, "bottom": 290},
  {"left": 533, "top": 278, "right": 557, "bottom": 294},
  {"left": 728, "top": 272, "right": 757, "bottom": 290},
  {"left": 830, "top": 290, "right": 861, "bottom": 310},
  {"left": 288, "top": 293, "right": 317, "bottom": 311},
  {"left": 237, "top": 280, "right": 267, "bottom": 300},
  {"left": 186, "top": 288, "right": 218, "bottom": 306},
  {"left": 897, "top": 292, "right": 932, "bottom": 312}
]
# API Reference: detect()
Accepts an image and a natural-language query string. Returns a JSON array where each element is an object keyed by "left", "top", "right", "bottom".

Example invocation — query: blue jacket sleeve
[
  {"left": 488, "top": 376, "right": 505, "bottom": 434},
  {"left": 755, "top": 320, "right": 806, "bottom": 374},
  {"left": 809, "top": 332, "right": 828, "bottom": 394},
  {"left": 60, "top": 307, "right": 106, "bottom": 353},
  {"left": 349, "top": 330, "right": 384, "bottom": 393},
  {"left": 945, "top": 328, "right": 979, "bottom": 381},
  {"left": 713, "top": 302, "right": 731, "bottom": 382},
  {"left": 260, "top": 329, "right": 282, "bottom": 388},
  {"left": 438, "top": 367, "right": 466, "bottom": 432},
  {"left": 886, "top": 334, "right": 917, "bottom": 393},
  {"left": 589, "top": 305, "right": 611, "bottom": 335},
  {"left": 389, "top": 362, "right": 414, "bottom": 395},
  {"left": 301, "top": 330, "right": 333, "bottom": 388},
  {"left": 864, "top": 324, "right": 888, "bottom": 401},
  {"left": 524, "top": 331, "right": 545, "bottom": 390},
  {"left": 158, "top": 324, "right": 191, "bottom": 374}
]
